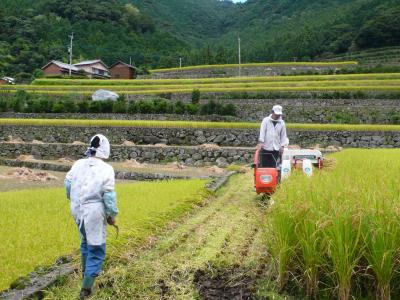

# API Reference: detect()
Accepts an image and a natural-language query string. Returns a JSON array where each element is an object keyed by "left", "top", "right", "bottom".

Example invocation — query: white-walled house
[
  {"left": 42, "top": 59, "right": 110, "bottom": 79},
  {"left": 73, "top": 60, "right": 110, "bottom": 79}
]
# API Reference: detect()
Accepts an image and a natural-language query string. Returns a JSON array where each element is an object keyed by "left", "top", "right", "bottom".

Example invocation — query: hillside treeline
[{"left": 0, "top": 0, "right": 399, "bottom": 77}]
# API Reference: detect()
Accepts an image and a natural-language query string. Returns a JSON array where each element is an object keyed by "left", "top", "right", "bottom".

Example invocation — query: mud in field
[{"left": 194, "top": 267, "right": 254, "bottom": 300}]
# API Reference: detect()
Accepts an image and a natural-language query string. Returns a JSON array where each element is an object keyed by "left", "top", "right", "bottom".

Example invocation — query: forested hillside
[
  {"left": 223, "top": 0, "right": 400, "bottom": 62},
  {"left": 0, "top": 0, "right": 399, "bottom": 78},
  {"left": 136, "top": 0, "right": 400, "bottom": 65},
  {"left": 128, "top": 0, "right": 236, "bottom": 44},
  {"left": 0, "top": 0, "right": 188, "bottom": 79}
]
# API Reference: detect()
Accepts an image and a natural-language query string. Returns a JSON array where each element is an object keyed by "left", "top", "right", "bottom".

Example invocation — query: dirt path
[{"left": 45, "top": 173, "right": 270, "bottom": 300}]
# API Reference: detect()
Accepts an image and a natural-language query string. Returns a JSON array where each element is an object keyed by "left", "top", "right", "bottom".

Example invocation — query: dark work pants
[{"left": 260, "top": 149, "right": 280, "bottom": 168}]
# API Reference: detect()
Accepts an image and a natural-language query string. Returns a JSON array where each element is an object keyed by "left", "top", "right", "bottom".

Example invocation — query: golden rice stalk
[{"left": 323, "top": 157, "right": 337, "bottom": 170}]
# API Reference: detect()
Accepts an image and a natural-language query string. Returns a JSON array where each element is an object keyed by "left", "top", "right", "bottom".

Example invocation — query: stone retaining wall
[
  {"left": 1, "top": 125, "right": 399, "bottom": 148},
  {"left": 0, "top": 143, "right": 255, "bottom": 166},
  {"left": 2, "top": 96, "right": 399, "bottom": 123}
]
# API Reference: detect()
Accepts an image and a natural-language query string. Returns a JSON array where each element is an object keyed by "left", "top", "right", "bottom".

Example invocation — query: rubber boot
[{"left": 79, "top": 276, "right": 96, "bottom": 299}]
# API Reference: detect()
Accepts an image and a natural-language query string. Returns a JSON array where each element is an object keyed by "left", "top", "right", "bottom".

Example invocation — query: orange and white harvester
[{"left": 252, "top": 148, "right": 323, "bottom": 197}]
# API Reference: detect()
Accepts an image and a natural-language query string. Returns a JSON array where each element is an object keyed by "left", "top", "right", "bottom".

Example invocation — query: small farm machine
[{"left": 252, "top": 148, "right": 324, "bottom": 197}]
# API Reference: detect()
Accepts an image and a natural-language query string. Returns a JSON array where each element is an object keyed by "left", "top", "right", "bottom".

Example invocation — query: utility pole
[
  {"left": 238, "top": 35, "right": 241, "bottom": 77},
  {"left": 130, "top": 57, "right": 132, "bottom": 65},
  {"left": 68, "top": 33, "right": 74, "bottom": 76},
  {"left": 179, "top": 57, "right": 182, "bottom": 68}
]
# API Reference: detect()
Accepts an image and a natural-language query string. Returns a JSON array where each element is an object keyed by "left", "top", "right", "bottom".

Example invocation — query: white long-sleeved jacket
[
  {"left": 65, "top": 157, "right": 117, "bottom": 245},
  {"left": 258, "top": 115, "right": 288, "bottom": 151}
]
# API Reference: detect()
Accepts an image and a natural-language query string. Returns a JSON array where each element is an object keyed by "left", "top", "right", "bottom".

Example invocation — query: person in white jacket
[
  {"left": 64, "top": 134, "right": 118, "bottom": 299},
  {"left": 257, "top": 105, "right": 288, "bottom": 167}
]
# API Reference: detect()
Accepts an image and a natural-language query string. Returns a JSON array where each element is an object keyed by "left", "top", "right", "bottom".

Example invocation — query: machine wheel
[{"left": 261, "top": 193, "right": 271, "bottom": 202}]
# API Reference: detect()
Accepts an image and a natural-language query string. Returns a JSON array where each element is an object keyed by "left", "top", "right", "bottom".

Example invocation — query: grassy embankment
[{"left": 2, "top": 118, "right": 400, "bottom": 132}]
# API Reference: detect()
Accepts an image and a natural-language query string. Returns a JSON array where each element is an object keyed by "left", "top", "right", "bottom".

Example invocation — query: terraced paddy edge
[
  {"left": 5, "top": 73, "right": 400, "bottom": 96},
  {"left": 0, "top": 179, "right": 206, "bottom": 292},
  {"left": 4, "top": 86, "right": 400, "bottom": 96},
  {"left": 149, "top": 61, "right": 358, "bottom": 73},
  {"left": 323, "top": 47, "right": 400, "bottom": 65},
  {"left": 43, "top": 173, "right": 270, "bottom": 300},
  {"left": 268, "top": 149, "right": 400, "bottom": 299},
  {"left": 2, "top": 118, "right": 400, "bottom": 132},
  {"left": 31, "top": 73, "right": 400, "bottom": 86},
  {"left": 11, "top": 79, "right": 400, "bottom": 91}
]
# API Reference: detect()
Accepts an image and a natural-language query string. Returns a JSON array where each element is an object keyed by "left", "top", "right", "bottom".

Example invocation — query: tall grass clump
[{"left": 266, "top": 149, "right": 400, "bottom": 299}]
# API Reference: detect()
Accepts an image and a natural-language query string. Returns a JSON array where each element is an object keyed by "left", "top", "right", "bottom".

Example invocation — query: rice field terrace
[
  {"left": 267, "top": 149, "right": 400, "bottom": 300},
  {"left": 31, "top": 73, "right": 400, "bottom": 85},
  {"left": 323, "top": 46, "right": 400, "bottom": 66},
  {"left": 149, "top": 61, "right": 358, "bottom": 73},
  {"left": 0, "top": 149, "right": 392, "bottom": 300},
  {"left": 0, "top": 179, "right": 206, "bottom": 292},
  {"left": 3, "top": 73, "right": 400, "bottom": 96},
  {"left": 2, "top": 117, "right": 400, "bottom": 132}
]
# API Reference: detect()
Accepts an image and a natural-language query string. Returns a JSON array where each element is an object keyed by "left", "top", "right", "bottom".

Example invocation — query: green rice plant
[
  {"left": 150, "top": 61, "right": 358, "bottom": 73},
  {"left": 267, "top": 209, "right": 297, "bottom": 290},
  {"left": 2, "top": 118, "right": 400, "bottom": 132},
  {"left": 0, "top": 179, "right": 206, "bottom": 291},
  {"left": 8, "top": 79, "right": 400, "bottom": 93},
  {"left": 267, "top": 149, "right": 400, "bottom": 299},
  {"left": 295, "top": 217, "right": 324, "bottom": 298},
  {"left": 6, "top": 84, "right": 400, "bottom": 97},
  {"left": 363, "top": 214, "right": 400, "bottom": 300},
  {"left": 323, "top": 212, "right": 363, "bottom": 300},
  {"left": 32, "top": 72, "right": 400, "bottom": 86},
  {"left": 0, "top": 118, "right": 256, "bottom": 129}
]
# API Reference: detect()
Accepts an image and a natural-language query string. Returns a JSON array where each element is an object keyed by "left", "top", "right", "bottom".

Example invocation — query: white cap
[{"left": 272, "top": 105, "right": 283, "bottom": 115}]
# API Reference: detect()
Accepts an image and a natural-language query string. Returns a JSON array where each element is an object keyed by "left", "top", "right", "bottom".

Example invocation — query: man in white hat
[
  {"left": 64, "top": 134, "right": 119, "bottom": 299},
  {"left": 257, "top": 105, "right": 288, "bottom": 167}
]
